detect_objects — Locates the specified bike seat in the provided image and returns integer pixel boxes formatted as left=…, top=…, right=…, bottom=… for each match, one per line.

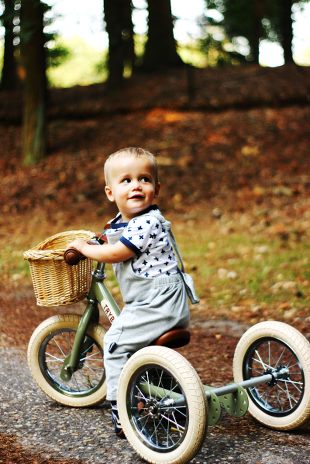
left=152, top=328, right=190, bottom=349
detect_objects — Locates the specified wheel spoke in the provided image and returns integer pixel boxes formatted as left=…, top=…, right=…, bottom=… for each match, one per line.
left=128, top=365, right=188, bottom=451
left=273, top=346, right=286, bottom=368
left=52, top=337, right=67, bottom=357
left=40, top=328, right=104, bottom=396
left=244, top=337, right=304, bottom=416
left=278, top=378, right=303, bottom=392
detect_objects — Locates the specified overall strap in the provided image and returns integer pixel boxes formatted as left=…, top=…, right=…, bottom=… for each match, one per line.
left=168, top=229, right=200, bottom=305
left=168, top=230, right=185, bottom=273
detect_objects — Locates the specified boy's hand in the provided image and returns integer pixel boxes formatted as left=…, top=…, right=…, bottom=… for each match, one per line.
left=67, top=239, right=86, bottom=253
left=66, top=239, right=135, bottom=263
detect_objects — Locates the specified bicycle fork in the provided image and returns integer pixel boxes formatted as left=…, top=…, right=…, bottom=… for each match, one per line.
left=60, top=264, right=121, bottom=382
left=60, top=300, right=100, bottom=382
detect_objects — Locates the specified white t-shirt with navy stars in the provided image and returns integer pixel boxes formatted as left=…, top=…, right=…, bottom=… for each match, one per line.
left=107, top=207, right=179, bottom=278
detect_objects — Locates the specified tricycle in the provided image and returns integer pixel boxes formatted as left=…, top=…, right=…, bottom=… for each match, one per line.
left=24, top=230, right=310, bottom=464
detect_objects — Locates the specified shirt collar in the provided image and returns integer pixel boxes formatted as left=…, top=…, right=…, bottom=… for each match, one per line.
left=110, top=204, right=159, bottom=228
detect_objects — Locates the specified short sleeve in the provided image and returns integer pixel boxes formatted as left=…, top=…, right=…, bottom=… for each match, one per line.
left=120, top=215, right=161, bottom=256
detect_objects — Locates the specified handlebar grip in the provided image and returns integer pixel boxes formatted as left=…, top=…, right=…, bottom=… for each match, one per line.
left=64, top=248, right=86, bottom=266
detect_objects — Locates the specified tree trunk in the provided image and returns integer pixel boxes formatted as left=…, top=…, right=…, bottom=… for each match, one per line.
left=104, top=0, right=134, bottom=88
left=249, top=0, right=264, bottom=64
left=122, top=0, right=135, bottom=72
left=1, top=0, right=19, bottom=89
left=141, top=0, right=183, bottom=71
left=20, top=0, right=47, bottom=165
left=279, top=0, right=294, bottom=63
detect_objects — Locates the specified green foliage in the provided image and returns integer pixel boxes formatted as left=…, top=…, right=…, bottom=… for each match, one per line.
left=47, top=37, right=107, bottom=88
left=177, top=42, right=208, bottom=68
left=199, top=34, right=247, bottom=66
left=47, top=40, right=71, bottom=68
left=202, top=0, right=261, bottom=61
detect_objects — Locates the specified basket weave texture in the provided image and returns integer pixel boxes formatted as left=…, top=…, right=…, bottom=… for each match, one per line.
left=24, top=230, right=95, bottom=307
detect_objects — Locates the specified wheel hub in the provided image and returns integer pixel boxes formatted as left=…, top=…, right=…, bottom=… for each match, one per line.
left=265, top=365, right=290, bottom=387
left=144, top=399, right=160, bottom=418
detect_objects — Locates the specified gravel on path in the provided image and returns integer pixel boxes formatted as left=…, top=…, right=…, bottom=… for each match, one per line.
left=1, top=335, right=309, bottom=464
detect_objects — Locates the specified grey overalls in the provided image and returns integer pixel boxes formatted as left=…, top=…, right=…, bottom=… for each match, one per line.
left=104, top=210, right=190, bottom=401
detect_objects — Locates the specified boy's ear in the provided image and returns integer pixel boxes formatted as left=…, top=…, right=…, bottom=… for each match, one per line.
left=105, top=185, right=114, bottom=202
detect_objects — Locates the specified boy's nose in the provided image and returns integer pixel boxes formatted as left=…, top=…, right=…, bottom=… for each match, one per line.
left=132, top=180, right=142, bottom=189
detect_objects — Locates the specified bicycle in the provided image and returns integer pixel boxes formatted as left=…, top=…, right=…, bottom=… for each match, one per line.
left=25, top=230, right=310, bottom=464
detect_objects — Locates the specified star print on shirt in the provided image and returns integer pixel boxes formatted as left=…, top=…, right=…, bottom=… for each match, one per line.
left=118, top=212, right=178, bottom=278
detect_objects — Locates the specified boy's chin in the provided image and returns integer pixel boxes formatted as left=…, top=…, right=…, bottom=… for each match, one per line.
left=124, top=204, right=150, bottom=219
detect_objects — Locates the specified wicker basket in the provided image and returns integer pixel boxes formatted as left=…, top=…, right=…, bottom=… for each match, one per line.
left=24, top=230, right=95, bottom=307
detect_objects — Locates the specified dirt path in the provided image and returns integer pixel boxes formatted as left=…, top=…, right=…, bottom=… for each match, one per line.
left=1, top=317, right=309, bottom=464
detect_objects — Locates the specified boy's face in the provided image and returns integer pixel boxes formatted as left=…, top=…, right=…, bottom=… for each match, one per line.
left=105, top=155, right=160, bottom=221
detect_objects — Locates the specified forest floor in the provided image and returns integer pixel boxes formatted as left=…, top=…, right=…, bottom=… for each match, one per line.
left=0, top=64, right=309, bottom=463
left=1, top=63, right=309, bottom=328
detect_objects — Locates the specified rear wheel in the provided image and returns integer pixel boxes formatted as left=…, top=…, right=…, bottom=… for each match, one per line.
left=233, top=321, right=310, bottom=430
left=118, top=346, right=207, bottom=464
left=27, top=314, right=106, bottom=407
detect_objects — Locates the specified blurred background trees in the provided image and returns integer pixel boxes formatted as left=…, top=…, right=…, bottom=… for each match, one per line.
left=0, top=0, right=309, bottom=164
left=20, top=0, right=47, bottom=164
left=1, top=0, right=19, bottom=89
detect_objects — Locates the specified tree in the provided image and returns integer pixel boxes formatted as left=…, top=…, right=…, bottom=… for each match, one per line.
left=205, top=0, right=267, bottom=64
left=264, top=0, right=306, bottom=64
left=141, top=0, right=183, bottom=71
left=275, top=0, right=294, bottom=63
left=205, top=0, right=310, bottom=65
left=104, top=0, right=135, bottom=88
left=1, top=0, right=19, bottom=89
left=20, top=0, right=47, bottom=164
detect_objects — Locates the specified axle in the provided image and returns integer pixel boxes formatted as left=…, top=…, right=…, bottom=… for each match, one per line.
left=139, top=366, right=289, bottom=410
left=207, top=366, right=289, bottom=398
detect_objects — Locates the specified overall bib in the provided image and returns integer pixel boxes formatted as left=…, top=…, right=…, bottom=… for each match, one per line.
left=104, top=211, right=190, bottom=401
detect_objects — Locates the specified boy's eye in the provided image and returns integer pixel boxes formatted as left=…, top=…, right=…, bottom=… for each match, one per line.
left=121, top=178, right=131, bottom=183
left=140, top=176, right=151, bottom=182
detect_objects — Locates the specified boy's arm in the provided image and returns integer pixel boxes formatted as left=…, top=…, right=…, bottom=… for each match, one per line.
left=68, top=239, right=135, bottom=263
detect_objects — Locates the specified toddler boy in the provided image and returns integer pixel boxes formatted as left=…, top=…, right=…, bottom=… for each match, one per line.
left=68, top=147, right=190, bottom=436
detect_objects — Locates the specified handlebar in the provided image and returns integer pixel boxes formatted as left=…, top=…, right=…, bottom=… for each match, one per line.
left=64, top=236, right=104, bottom=266
left=64, top=248, right=86, bottom=265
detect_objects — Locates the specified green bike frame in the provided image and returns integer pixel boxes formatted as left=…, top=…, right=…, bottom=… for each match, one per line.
left=60, top=262, right=120, bottom=381
left=58, top=257, right=292, bottom=427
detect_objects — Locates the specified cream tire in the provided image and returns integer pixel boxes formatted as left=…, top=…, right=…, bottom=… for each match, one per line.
left=117, top=346, right=207, bottom=464
left=233, top=321, right=310, bottom=430
left=27, top=314, right=107, bottom=407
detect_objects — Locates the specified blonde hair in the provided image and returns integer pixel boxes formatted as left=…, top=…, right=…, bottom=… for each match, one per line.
left=104, top=147, right=158, bottom=184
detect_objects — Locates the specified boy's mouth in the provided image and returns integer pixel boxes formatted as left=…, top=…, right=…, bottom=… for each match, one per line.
left=129, top=194, right=144, bottom=200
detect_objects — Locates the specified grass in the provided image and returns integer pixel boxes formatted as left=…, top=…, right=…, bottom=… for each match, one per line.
left=1, top=207, right=309, bottom=322
left=174, top=215, right=309, bottom=314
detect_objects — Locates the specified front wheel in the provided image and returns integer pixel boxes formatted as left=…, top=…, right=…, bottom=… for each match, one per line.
left=27, top=314, right=107, bottom=407
left=233, top=321, right=310, bottom=430
left=117, top=346, right=207, bottom=464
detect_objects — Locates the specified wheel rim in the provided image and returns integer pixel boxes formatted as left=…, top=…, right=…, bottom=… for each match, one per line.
left=243, top=337, right=305, bottom=416
left=39, top=328, right=105, bottom=397
left=126, top=365, right=189, bottom=452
